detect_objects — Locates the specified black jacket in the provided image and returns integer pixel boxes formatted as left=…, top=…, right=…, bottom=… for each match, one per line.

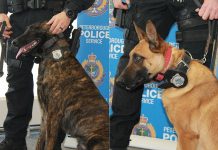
left=64, top=0, right=95, bottom=13
left=0, top=0, right=95, bottom=14
left=0, top=0, right=8, bottom=13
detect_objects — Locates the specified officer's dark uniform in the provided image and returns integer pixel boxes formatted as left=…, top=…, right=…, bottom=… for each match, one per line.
left=0, top=0, right=94, bottom=149
left=110, top=0, right=213, bottom=149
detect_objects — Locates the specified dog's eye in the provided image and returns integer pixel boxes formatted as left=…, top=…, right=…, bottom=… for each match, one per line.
left=134, top=55, right=144, bottom=63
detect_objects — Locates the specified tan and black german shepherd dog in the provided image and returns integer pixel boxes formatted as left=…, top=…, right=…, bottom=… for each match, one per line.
left=12, top=22, right=109, bottom=150
left=117, top=20, right=218, bottom=150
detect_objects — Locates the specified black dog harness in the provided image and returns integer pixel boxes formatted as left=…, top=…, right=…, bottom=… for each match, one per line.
left=33, top=33, right=68, bottom=63
left=154, top=46, right=192, bottom=89
left=41, top=33, right=65, bottom=50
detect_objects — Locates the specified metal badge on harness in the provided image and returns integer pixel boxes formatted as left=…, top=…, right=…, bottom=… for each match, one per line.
left=168, top=71, right=188, bottom=88
left=52, top=49, right=63, bottom=60
left=158, top=70, right=188, bottom=89
left=170, top=73, right=185, bottom=87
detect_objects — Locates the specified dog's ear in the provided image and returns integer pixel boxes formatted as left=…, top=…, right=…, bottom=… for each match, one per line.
left=134, top=22, right=147, bottom=41
left=145, top=20, right=160, bottom=51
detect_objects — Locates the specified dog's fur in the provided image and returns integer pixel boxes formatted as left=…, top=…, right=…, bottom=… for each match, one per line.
left=117, top=21, right=218, bottom=150
left=13, top=22, right=109, bottom=150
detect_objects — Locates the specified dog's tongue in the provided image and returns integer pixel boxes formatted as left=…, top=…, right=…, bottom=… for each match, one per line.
left=16, top=40, right=39, bottom=59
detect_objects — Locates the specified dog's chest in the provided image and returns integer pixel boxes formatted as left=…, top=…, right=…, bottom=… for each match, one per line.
left=36, top=58, right=93, bottom=101
left=162, top=95, right=199, bottom=136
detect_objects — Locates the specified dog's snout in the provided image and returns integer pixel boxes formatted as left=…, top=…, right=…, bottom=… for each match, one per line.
left=116, top=76, right=131, bottom=89
left=116, top=76, right=125, bottom=85
left=12, top=39, right=18, bottom=47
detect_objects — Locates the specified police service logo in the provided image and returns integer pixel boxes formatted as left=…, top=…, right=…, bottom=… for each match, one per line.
left=85, top=0, right=108, bottom=16
left=132, top=115, right=156, bottom=137
left=82, top=53, right=105, bottom=86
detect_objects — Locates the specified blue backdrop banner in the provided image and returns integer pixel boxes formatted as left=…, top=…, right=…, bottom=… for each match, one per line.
left=77, top=0, right=109, bottom=101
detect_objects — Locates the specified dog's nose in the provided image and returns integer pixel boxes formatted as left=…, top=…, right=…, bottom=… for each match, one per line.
left=11, top=39, right=18, bottom=47
left=116, top=76, right=136, bottom=90
left=116, top=76, right=126, bottom=86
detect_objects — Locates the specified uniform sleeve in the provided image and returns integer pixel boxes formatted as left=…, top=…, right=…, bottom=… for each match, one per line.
left=0, top=0, right=8, bottom=14
left=64, top=0, right=95, bottom=13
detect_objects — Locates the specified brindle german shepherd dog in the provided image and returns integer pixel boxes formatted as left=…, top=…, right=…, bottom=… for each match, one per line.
left=117, top=21, right=218, bottom=150
left=12, top=22, right=109, bottom=150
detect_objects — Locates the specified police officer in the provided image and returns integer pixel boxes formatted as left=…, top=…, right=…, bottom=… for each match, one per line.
left=0, top=0, right=94, bottom=149
left=110, top=0, right=218, bottom=149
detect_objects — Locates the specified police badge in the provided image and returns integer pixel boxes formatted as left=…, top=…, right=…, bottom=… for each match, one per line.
left=52, top=49, right=63, bottom=60
left=170, top=73, right=185, bottom=87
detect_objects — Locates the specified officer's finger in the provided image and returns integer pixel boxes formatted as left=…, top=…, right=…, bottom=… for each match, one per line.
left=117, top=3, right=128, bottom=9
left=112, top=0, right=119, bottom=7
left=56, top=25, right=65, bottom=34
left=126, top=0, right=130, bottom=5
left=47, top=17, right=55, bottom=25
left=55, top=29, right=62, bottom=34
left=198, top=4, right=206, bottom=17
left=209, top=9, right=216, bottom=20
left=215, top=12, right=218, bottom=19
left=202, top=6, right=211, bottom=20
left=4, top=17, right=12, bottom=29
left=5, top=26, right=12, bottom=31
left=52, top=23, right=62, bottom=34
left=113, top=0, right=128, bottom=9
left=52, top=26, right=60, bottom=34
left=3, top=34, right=10, bottom=38
left=3, top=30, right=12, bottom=35
left=49, top=20, right=58, bottom=33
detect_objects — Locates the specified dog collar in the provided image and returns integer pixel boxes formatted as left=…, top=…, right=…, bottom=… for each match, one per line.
left=33, top=47, right=70, bottom=64
left=41, top=33, right=65, bottom=50
left=33, top=33, right=69, bottom=63
left=155, top=46, right=173, bottom=81
left=155, top=50, right=192, bottom=89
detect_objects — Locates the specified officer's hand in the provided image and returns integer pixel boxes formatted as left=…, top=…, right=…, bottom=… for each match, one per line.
left=47, top=11, right=71, bottom=34
left=113, top=0, right=130, bottom=10
left=0, top=13, right=12, bottom=39
left=196, top=0, right=218, bottom=20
